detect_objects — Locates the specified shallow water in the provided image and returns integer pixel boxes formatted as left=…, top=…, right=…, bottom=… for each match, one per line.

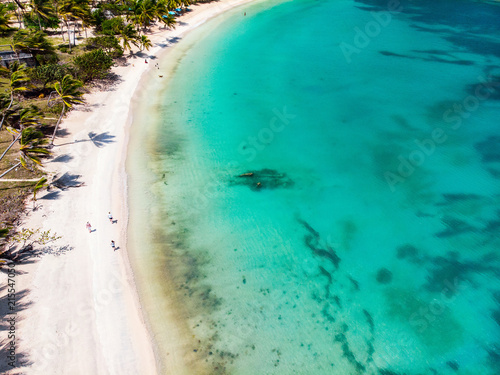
left=132, top=0, right=500, bottom=373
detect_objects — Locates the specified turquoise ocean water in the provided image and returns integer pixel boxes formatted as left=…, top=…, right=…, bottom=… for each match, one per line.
left=132, top=0, right=500, bottom=373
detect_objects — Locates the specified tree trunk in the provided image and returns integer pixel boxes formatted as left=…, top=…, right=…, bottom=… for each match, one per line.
left=66, top=21, right=72, bottom=52
left=15, top=11, right=21, bottom=28
left=17, top=9, right=23, bottom=29
left=0, top=132, right=22, bottom=163
left=38, top=14, right=42, bottom=30
left=0, top=161, right=22, bottom=179
left=50, top=102, right=66, bottom=145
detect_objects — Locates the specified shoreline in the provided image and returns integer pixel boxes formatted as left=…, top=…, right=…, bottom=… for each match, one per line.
left=126, top=2, right=271, bottom=373
left=2, top=1, right=258, bottom=374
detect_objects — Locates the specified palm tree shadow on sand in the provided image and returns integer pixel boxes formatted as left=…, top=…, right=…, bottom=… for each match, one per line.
left=0, top=240, right=75, bottom=370
left=51, top=172, right=84, bottom=190
left=49, top=154, right=74, bottom=164
left=55, top=131, right=116, bottom=148
left=88, top=132, right=115, bottom=148
left=0, top=285, right=32, bottom=372
left=87, top=73, right=123, bottom=93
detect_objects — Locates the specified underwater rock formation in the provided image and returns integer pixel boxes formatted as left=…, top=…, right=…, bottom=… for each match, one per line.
left=435, top=217, right=476, bottom=238
left=475, top=136, right=500, bottom=163
left=230, top=169, right=294, bottom=191
left=396, top=244, right=419, bottom=260
left=334, top=324, right=366, bottom=373
left=376, top=268, right=393, bottom=284
left=299, top=219, right=341, bottom=270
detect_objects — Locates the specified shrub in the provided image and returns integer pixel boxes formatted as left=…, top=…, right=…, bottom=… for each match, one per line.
left=48, top=102, right=63, bottom=115
left=23, top=14, right=60, bottom=30
left=73, top=49, right=114, bottom=82
left=84, top=36, right=123, bottom=58
left=29, top=64, right=70, bottom=88
left=101, top=17, right=125, bottom=36
left=89, top=8, right=106, bottom=31
left=90, top=4, right=125, bottom=31
left=58, top=44, right=69, bottom=53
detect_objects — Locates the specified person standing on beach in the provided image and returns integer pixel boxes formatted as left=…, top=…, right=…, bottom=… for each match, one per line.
left=111, top=240, right=116, bottom=250
left=108, top=212, right=113, bottom=223
left=86, top=222, right=92, bottom=233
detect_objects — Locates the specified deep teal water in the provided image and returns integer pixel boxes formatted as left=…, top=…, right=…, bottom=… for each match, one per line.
left=146, top=0, right=500, bottom=373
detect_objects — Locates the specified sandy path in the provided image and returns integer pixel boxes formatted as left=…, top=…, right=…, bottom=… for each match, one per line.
left=1, top=1, right=255, bottom=374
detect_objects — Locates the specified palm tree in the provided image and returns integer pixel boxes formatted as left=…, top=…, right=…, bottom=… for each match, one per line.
left=0, top=127, right=23, bottom=163
left=19, top=127, right=50, bottom=169
left=12, top=0, right=26, bottom=29
left=71, top=0, right=91, bottom=39
left=18, top=105, right=43, bottom=130
left=48, top=74, right=84, bottom=145
left=165, top=0, right=178, bottom=9
left=58, top=0, right=86, bottom=52
left=127, top=0, right=156, bottom=35
left=0, top=3, right=13, bottom=35
left=28, top=0, right=55, bottom=30
left=156, top=0, right=175, bottom=29
left=139, top=35, right=152, bottom=51
left=0, top=127, right=50, bottom=178
left=11, top=30, right=56, bottom=58
left=4, top=104, right=43, bottom=131
left=32, top=176, right=48, bottom=209
left=0, top=105, right=45, bottom=163
left=119, top=23, right=139, bottom=53
left=9, top=35, right=28, bottom=60
left=158, top=13, right=175, bottom=30
left=0, top=63, right=30, bottom=132
left=0, top=105, right=42, bottom=157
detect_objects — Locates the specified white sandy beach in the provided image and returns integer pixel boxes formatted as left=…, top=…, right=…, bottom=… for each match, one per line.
left=1, top=1, right=255, bottom=374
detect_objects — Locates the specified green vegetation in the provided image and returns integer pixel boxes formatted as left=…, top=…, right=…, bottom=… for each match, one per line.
left=0, top=0, right=199, bottom=263
left=73, top=48, right=113, bottom=82
left=49, top=73, right=84, bottom=144
left=84, top=35, right=123, bottom=58
left=1, top=227, right=61, bottom=264
left=28, top=63, right=70, bottom=88
left=0, top=3, right=14, bottom=35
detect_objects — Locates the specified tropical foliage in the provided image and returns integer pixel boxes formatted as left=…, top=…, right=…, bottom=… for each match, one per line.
left=27, top=0, right=57, bottom=30
left=73, top=48, right=114, bottom=82
left=84, top=35, right=124, bottom=58
left=0, top=3, right=13, bottom=35
left=49, top=74, right=84, bottom=144
left=0, top=127, right=50, bottom=178
left=0, top=0, right=202, bottom=260
left=0, top=62, right=30, bottom=131
left=28, top=64, right=70, bottom=88
left=1, top=227, right=61, bottom=264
